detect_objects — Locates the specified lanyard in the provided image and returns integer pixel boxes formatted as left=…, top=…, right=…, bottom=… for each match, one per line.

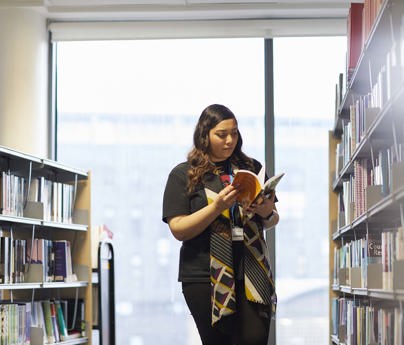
left=226, top=162, right=238, bottom=226
left=226, top=162, right=243, bottom=241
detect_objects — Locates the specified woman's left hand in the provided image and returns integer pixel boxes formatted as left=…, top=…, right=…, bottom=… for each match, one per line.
left=245, top=191, right=276, bottom=218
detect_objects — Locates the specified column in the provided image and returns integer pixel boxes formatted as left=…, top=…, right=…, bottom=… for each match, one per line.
left=0, top=7, right=49, bottom=158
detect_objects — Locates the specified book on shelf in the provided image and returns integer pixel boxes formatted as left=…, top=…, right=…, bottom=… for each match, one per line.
left=381, top=230, right=394, bottom=290
left=0, top=301, right=32, bottom=345
left=0, top=236, right=10, bottom=284
left=53, top=240, right=74, bottom=282
left=396, top=227, right=404, bottom=261
left=0, top=172, right=25, bottom=217
left=42, top=300, right=56, bottom=344
left=367, top=232, right=382, bottom=265
left=54, top=300, right=68, bottom=340
left=231, top=170, right=284, bottom=208
left=0, top=236, right=28, bottom=284
left=1, top=236, right=77, bottom=284
left=365, top=232, right=382, bottom=289
left=335, top=297, right=402, bottom=345
left=347, top=3, right=364, bottom=83
left=31, top=301, right=46, bottom=343
left=335, top=72, right=344, bottom=118
left=27, top=177, right=75, bottom=224
left=31, top=299, right=83, bottom=343
left=362, top=0, right=385, bottom=44
left=66, top=298, right=86, bottom=336
left=50, top=301, right=61, bottom=343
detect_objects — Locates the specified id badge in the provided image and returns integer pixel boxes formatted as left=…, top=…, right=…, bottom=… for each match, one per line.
left=232, top=226, right=244, bottom=241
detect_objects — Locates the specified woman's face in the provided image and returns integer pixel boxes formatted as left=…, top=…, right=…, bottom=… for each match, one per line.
left=208, top=118, right=239, bottom=162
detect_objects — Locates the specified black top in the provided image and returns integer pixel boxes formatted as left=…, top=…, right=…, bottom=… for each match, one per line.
left=162, top=158, right=266, bottom=282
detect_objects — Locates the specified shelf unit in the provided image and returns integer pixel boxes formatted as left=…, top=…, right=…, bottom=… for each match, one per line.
left=329, top=0, right=404, bottom=344
left=91, top=239, right=115, bottom=345
left=0, top=145, right=92, bottom=344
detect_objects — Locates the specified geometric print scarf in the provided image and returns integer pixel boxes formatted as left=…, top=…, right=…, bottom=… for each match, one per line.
left=205, top=186, right=277, bottom=326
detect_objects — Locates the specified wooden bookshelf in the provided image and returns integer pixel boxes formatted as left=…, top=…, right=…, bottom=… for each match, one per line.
left=329, top=0, right=404, bottom=344
left=0, top=145, right=92, bottom=344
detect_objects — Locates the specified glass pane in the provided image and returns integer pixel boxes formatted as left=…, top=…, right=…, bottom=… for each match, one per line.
left=56, top=38, right=265, bottom=345
left=273, top=36, right=347, bottom=345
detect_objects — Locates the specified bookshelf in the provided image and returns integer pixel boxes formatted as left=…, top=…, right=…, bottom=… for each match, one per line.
left=330, top=0, right=404, bottom=344
left=0, top=145, right=92, bottom=344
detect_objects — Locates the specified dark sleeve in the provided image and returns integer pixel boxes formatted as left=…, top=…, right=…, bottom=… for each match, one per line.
left=162, top=164, right=191, bottom=223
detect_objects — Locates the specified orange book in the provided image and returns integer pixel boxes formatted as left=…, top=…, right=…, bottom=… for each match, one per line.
left=232, top=170, right=284, bottom=208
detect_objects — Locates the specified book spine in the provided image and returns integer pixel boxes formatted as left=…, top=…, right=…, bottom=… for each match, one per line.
left=55, top=300, right=69, bottom=339
left=54, top=240, right=67, bottom=282
left=50, top=301, right=60, bottom=342
left=42, top=300, right=56, bottom=344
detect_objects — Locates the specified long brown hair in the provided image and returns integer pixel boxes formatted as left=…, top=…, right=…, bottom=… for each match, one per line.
left=187, top=104, right=254, bottom=192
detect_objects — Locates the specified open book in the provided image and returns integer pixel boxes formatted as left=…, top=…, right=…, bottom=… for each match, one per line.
left=232, top=170, right=285, bottom=208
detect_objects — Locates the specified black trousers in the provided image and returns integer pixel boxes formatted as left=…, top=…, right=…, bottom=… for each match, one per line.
left=182, top=280, right=271, bottom=345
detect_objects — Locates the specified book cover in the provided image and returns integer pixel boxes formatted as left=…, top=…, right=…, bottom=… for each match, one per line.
left=395, top=226, right=404, bottom=260
left=53, top=240, right=68, bottom=282
left=0, top=236, right=10, bottom=284
left=66, top=298, right=86, bottom=336
left=24, top=302, right=32, bottom=345
left=46, top=239, right=55, bottom=282
left=27, top=177, right=39, bottom=202
left=232, top=170, right=284, bottom=208
left=347, top=3, right=364, bottom=79
left=367, top=233, right=382, bottom=265
left=65, top=240, right=74, bottom=281
left=50, top=301, right=60, bottom=342
left=54, top=300, right=68, bottom=340
left=42, top=300, right=56, bottom=344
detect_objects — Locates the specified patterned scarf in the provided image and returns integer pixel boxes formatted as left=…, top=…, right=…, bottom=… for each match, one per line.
left=204, top=171, right=277, bottom=326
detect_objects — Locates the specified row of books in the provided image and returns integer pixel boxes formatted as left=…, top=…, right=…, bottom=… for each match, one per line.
left=380, top=230, right=401, bottom=290
left=0, top=301, right=31, bottom=345
left=33, top=299, right=85, bottom=344
left=331, top=297, right=403, bottom=345
left=348, top=52, right=401, bottom=150
left=0, top=172, right=76, bottom=224
left=337, top=145, right=403, bottom=226
left=0, top=235, right=74, bottom=285
left=28, top=177, right=75, bottom=224
left=346, top=1, right=387, bottom=84
left=337, top=109, right=403, bottom=180
left=333, top=226, right=404, bottom=289
left=362, top=0, right=385, bottom=44
left=0, top=299, right=85, bottom=345
left=0, top=237, right=26, bottom=284
left=339, top=1, right=404, bottom=123
left=0, top=172, right=25, bottom=218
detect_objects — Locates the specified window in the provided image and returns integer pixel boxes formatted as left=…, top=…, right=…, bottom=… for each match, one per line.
left=56, top=38, right=265, bottom=345
left=273, top=36, right=347, bottom=345
left=56, top=36, right=346, bottom=345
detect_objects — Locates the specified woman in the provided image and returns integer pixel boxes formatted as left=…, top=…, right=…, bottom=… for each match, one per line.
left=162, top=104, right=279, bottom=345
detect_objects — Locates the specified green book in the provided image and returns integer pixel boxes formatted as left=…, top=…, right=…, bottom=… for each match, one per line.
left=54, top=300, right=68, bottom=340
left=41, top=300, right=55, bottom=344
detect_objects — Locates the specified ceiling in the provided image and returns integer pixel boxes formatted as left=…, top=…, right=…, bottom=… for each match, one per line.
left=0, top=0, right=353, bottom=21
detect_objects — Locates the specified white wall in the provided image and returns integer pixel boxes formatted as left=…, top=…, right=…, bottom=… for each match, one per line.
left=0, top=8, right=49, bottom=158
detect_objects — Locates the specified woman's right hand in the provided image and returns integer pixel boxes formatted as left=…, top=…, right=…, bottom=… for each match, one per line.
left=214, top=184, right=239, bottom=212
left=168, top=185, right=239, bottom=242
